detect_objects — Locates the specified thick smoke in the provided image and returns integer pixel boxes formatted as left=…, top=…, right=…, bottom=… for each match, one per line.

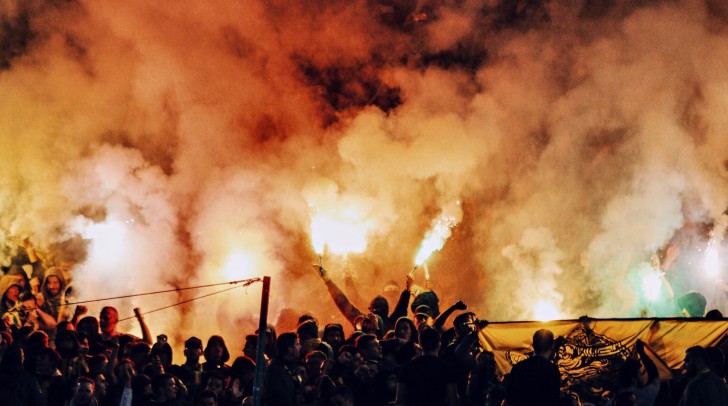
left=1, top=0, right=728, bottom=353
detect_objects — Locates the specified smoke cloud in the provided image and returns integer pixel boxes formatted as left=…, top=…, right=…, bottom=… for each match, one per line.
left=2, top=0, right=728, bottom=352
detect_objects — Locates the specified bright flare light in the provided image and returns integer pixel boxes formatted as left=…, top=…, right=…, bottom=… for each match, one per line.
left=83, top=219, right=128, bottom=261
left=704, top=246, right=721, bottom=277
left=222, top=252, right=254, bottom=280
left=533, top=300, right=562, bottom=321
left=414, top=215, right=458, bottom=265
left=641, top=272, right=662, bottom=302
left=311, top=214, right=368, bottom=255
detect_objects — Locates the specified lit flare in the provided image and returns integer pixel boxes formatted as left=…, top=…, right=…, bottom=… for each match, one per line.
left=310, top=213, right=368, bottom=256
left=414, top=215, right=457, bottom=266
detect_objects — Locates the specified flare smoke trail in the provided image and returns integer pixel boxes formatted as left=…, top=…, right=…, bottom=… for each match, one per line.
left=2, top=0, right=728, bottom=350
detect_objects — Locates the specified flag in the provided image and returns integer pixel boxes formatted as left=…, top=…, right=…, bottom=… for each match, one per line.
left=479, top=318, right=728, bottom=400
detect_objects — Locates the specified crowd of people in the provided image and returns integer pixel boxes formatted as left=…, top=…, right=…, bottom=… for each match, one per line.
left=0, top=241, right=727, bottom=406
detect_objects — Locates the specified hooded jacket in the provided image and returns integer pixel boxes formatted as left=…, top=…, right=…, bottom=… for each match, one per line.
left=40, top=267, right=68, bottom=320
left=0, top=274, right=22, bottom=315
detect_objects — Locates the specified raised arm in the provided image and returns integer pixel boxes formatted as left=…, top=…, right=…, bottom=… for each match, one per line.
left=133, top=308, right=153, bottom=345
left=315, top=265, right=363, bottom=327
left=433, top=300, right=467, bottom=332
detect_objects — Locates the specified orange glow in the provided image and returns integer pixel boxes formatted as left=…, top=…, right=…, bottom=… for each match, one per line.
left=310, top=212, right=369, bottom=256
left=222, top=252, right=254, bottom=280
left=533, top=300, right=562, bottom=321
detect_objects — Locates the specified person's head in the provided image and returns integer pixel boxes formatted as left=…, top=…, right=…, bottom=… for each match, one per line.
left=298, top=313, right=318, bottom=326
left=131, top=374, right=152, bottom=398
left=368, top=295, right=389, bottom=319
left=0, top=274, right=22, bottom=304
left=57, top=320, right=74, bottom=334
left=43, top=268, right=65, bottom=297
left=74, top=376, right=96, bottom=405
left=705, top=309, right=724, bottom=320
left=337, top=345, right=363, bottom=367
left=46, top=276, right=61, bottom=296
left=35, top=347, right=61, bottom=375
left=151, top=336, right=173, bottom=366
left=684, top=346, right=708, bottom=376
left=678, top=291, right=707, bottom=318
left=55, top=329, right=81, bottom=359
left=355, top=313, right=383, bottom=337
left=196, top=389, right=218, bottom=406
left=453, top=312, right=477, bottom=337
left=99, top=307, right=119, bottom=336
left=230, top=356, right=256, bottom=387
left=304, top=350, right=327, bottom=379
left=355, top=334, right=382, bottom=361
left=17, top=291, right=37, bottom=315
left=322, top=323, right=344, bottom=349
left=297, top=319, right=319, bottom=340
left=27, top=330, right=49, bottom=349
left=414, top=311, right=431, bottom=329
left=204, top=335, right=230, bottom=364
left=276, top=332, right=300, bottom=362
left=394, top=317, right=416, bottom=342
left=129, top=341, right=152, bottom=370
left=243, top=334, right=258, bottom=359
left=5, top=284, right=20, bottom=303
left=205, top=372, right=226, bottom=395
left=184, top=336, right=203, bottom=362
left=419, top=327, right=440, bottom=354
left=151, top=373, right=177, bottom=402
left=330, top=385, right=355, bottom=406
left=76, top=316, right=100, bottom=342
left=533, top=329, right=555, bottom=358
left=410, top=291, right=440, bottom=317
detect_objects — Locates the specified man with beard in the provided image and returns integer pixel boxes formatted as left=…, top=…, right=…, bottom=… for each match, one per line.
left=40, top=267, right=70, bottom=323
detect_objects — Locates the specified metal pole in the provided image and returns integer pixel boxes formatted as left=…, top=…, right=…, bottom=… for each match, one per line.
left=252, top=276, right=271, bottom=406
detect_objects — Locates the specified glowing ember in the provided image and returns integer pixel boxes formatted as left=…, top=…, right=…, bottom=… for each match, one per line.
left=414, top=214, right=458, bottom=266
left=533, top=300, right=562, bottom=321
left=310, top=213, right=368, bottom=256
left=222, top=252, right=254, bottom=280
left=641, top=272, right=662, bottom=302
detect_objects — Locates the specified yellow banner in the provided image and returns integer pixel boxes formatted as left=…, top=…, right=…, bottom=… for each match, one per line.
left=480, top=318, right=728, bottom=382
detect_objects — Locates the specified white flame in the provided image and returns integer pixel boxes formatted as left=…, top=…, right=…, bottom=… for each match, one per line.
left=310, top=213, right=369, bottom=256
left=641, top=272, right=662, bottom=301
left=78, top=218, right=129, bottom=262
left=533, top=300, right=562, bottom=322
left=414, top=216, right=457, bottom=265
left=222, top=252, right=254, bottom=280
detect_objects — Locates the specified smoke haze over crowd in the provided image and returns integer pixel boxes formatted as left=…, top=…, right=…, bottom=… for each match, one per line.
left=2, top=0, right=728, bottom=348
